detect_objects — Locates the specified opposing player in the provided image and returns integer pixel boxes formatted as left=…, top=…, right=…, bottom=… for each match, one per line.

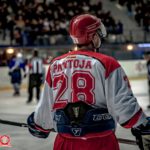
left=143, top=51, right=150, bottom=109
left=27, top=14, right=150, bottom=150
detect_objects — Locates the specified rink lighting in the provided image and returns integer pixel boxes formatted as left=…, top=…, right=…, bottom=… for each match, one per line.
left=6, top=48, right=14, bottom=54
left=17, top=52, right=23, bottom=58
left=138, top=43, right=150, bottom=48
left=127, top=44, right=134, bottom=51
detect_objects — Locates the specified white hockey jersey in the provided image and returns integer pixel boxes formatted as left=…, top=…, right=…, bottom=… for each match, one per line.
left=34, top=50, right=146, bottom=133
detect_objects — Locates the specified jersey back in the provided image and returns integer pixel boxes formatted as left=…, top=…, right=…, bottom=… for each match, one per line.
left=49, top=50, right=120, bottom=109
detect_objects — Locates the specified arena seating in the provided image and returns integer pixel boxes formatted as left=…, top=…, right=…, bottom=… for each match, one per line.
left=0, top=0, right=122, bottom=46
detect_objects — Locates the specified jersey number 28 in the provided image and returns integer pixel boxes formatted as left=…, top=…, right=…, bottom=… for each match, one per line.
left=53, top=71, right=95, bottom=109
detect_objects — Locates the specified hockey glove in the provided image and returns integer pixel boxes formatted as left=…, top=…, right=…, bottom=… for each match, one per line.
left=131, top=117, right=150, bottom=150
left=27, top=112, right=51, bottom=138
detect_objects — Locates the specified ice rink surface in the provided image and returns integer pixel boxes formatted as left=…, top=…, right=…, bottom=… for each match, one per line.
left=0, top=79, right=150, bottom=150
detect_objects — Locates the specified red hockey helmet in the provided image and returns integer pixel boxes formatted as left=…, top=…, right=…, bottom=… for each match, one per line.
left=69, top=14, right=106, bottom=45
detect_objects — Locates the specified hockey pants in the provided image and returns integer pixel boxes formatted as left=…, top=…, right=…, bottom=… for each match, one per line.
left=53, top=132, right=119, bottom=150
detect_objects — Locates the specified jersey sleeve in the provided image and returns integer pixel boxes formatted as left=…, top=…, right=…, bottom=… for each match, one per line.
left=34, top=66, right=54, bottom=130
left=105, top=66, right=147, bottom=128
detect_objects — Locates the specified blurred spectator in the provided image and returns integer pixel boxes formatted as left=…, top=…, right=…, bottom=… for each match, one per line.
left=7, top=15, right=16, bottom=44
left=116, top=0, right=150, bottom=32
left=15, top=15, right=25, bottom=29
left=143, top=12, right=150, bottom=32
left=13, top=27, right=23, bottom=45
left=134, top=3, right=143, bottom=26
left=143, top=51, right=150, bottom=109
left=116, top=20, right=123, bottom=34
left=118, top=0, right=126, bottom=6
left=126, top=0, right=134, bottom=16
left=0, top=0, right=121, bottom=45
left=115, top=20, right=124, bottom=43
left=8, top=53, right=26, bottom=96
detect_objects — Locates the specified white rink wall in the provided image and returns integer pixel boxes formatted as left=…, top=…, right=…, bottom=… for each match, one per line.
left=119, top=60, right=147, bottom=78
left=0, top=60, right=148, bottom=89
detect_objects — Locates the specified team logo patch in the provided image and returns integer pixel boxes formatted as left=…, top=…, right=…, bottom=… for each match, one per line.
left=55, top=114, right=61, bottom=122
left=93, top=113, right=112, bottom=121
left=71, top=128, right=82, bottom=136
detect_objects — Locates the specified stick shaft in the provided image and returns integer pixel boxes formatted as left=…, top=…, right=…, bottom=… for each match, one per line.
left=0, top=119, right=28, bottom=127
left=118, top=138, right=137, bottom=145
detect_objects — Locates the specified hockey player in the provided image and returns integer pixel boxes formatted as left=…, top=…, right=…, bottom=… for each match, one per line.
left=27, top=14, right=150, bottom=150
left=8, top=53, right=26, bottom=96
left=143, top=51, right=150, bottom=109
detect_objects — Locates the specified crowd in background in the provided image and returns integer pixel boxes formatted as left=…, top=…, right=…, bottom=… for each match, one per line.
left=117, top=0, right=150, bottom=32
left=0, top=0, right=123, bottom=46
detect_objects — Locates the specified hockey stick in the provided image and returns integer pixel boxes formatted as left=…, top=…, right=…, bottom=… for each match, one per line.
left=0, top=119, right=137, bottom=145
left=117, top=138, right=137, bottom=145
left=0, top=119, right=28, bottom=127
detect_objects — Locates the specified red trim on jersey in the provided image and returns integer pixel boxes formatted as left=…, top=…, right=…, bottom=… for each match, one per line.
left=52, top=102, right=67, bottom=110
left=52, top=50, right=120, bottom=79
left=35, top=124, right=51, bottom=133
left=46, top=66, right=52, bottom=87
left=28, top=63, right=32, bottom=69
left=121, top=108, right=143, bottom=128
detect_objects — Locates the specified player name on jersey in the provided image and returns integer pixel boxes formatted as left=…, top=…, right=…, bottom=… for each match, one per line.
left=53, top=59, right=92, bottom=73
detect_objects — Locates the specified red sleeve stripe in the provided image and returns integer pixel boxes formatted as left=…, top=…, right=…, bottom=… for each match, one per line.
left=103, top=57, right=120, bottom=79
left=35, top=124, right=51, bottom=133
left=121, top=108, right=143, bottom=128
left=46, top=66, right=52, bottom=87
